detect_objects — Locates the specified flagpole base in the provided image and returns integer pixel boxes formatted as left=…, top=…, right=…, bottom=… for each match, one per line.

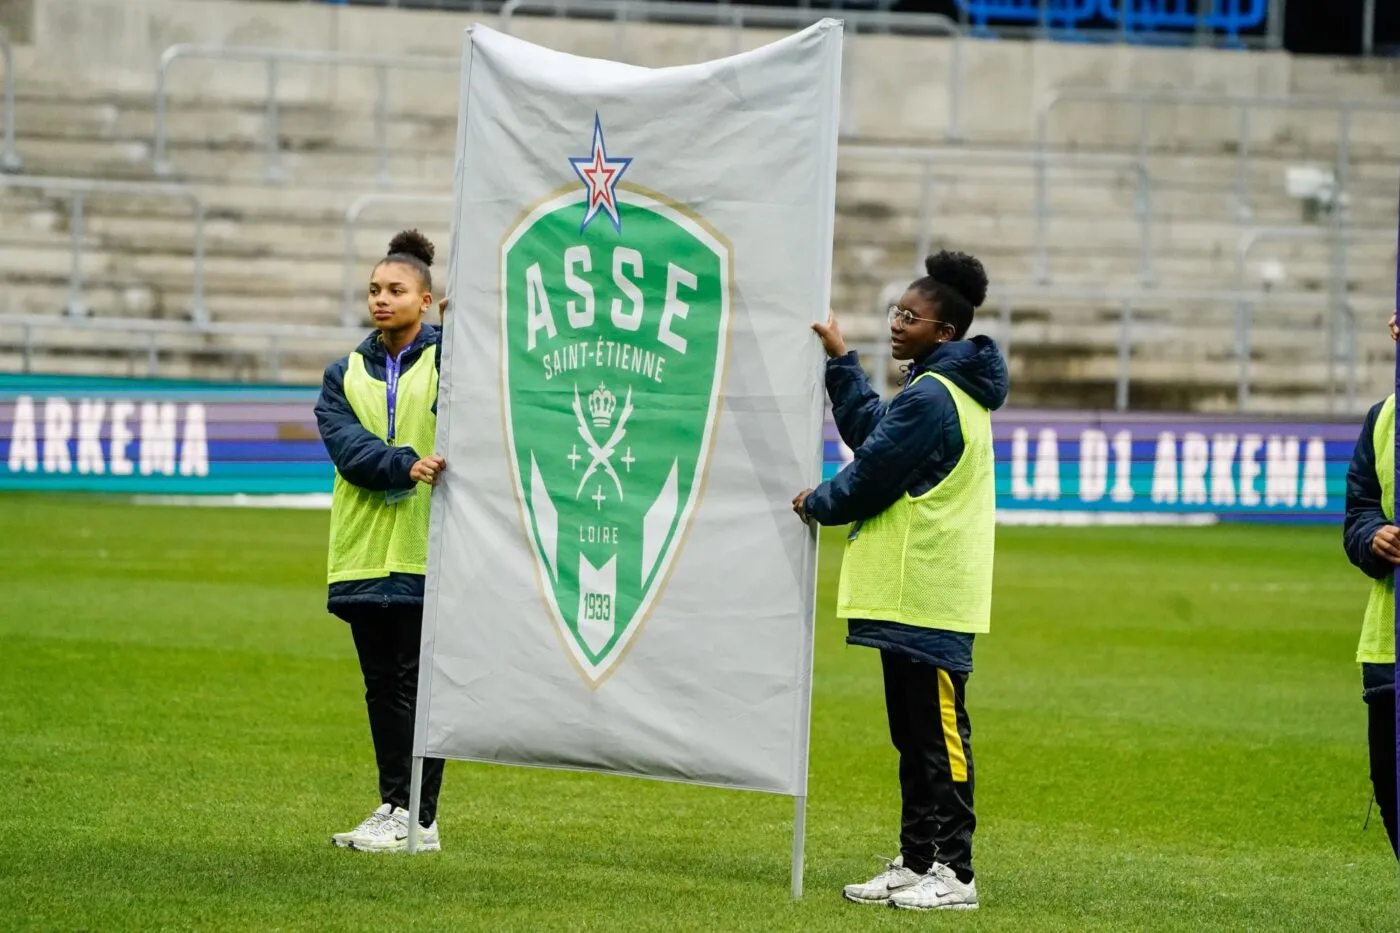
left=407, top=756, right=424, bottom=855
left=791, top=795, right=807, bottom=899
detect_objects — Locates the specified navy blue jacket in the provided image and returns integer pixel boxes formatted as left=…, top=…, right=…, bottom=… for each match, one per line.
left=1344, top=398, right=1392, bottom=582
left=806, top=337, right=1010, bottom=672
left=1343, top=397, right=1396, bottom=690
left=314, top=324, right=442, bottom=611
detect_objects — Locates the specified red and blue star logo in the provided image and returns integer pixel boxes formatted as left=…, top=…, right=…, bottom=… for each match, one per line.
left=568, top=113, right=632, bottom=235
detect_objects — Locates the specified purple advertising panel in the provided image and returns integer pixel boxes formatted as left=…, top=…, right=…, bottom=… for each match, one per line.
left=825, top=408, right=1362, bottom=525
left=2, top=372, right=1368, bottom=524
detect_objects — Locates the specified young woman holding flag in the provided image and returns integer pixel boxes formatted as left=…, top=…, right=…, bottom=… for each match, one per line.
left=314, top=230, right=448, bottom=853
left=1341, top=310, right=1400, bottom=858
left=793, top=251, right=1009, bottom=911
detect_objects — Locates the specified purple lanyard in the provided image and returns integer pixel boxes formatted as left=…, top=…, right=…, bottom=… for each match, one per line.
left=384, top=343, right=412, bottom=444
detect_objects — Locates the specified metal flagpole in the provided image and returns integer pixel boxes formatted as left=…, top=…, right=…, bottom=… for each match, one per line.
left=791, top=796, right=807, bottom=898
left=790, top=399, right=822, bottom=901
left=1392, top=175, right=1399, bottom=846
left=407, top=757, right=424, bottom=855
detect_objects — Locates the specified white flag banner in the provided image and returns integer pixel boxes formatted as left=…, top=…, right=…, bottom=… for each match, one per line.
left=417, top=20, right=842, bottom=795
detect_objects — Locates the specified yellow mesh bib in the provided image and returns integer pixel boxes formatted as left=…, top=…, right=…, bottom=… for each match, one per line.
left=835, top=372, right=996, bottom=633
left=1359, top=394, right=1396, bottom=664
left=327, top=348, right=439, bottom=584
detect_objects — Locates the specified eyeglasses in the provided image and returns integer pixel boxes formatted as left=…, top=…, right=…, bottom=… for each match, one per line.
left=887, top=305, right=943, bottom=329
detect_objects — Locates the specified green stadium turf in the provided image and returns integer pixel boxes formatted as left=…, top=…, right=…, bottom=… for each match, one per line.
left=1, top=495, right=1395, bottom=930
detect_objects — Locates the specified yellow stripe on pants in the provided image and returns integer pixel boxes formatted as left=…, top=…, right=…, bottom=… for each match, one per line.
left=937, top=669, right=969, bottom=783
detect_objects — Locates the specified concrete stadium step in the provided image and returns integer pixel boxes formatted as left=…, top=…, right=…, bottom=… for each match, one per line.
left=834, top=211, right=1396, bottom=262
left=200, top=292, right=354, bottom=327
left=10, top=141, right=1390, bottom=247
left=85, top=211, right=1397, bottom=287
left=31, top=206, right=1394, bottom=307
left=20, top=87, right=1398, bottom=176
left=835, top=296, right=1388, bottom=343
left=11, top=136, right=456, bottom=188
left=10, top=10, right=1400, bottom=160
left=0, top=320, right=355, bottom=362
left=0, top=279, right=349, bottom=325
left=12, top=113, right=1394, bottom=224
left=1030, top=95, right=1400, bottom=160
left=1019, top=350, right=1359, bottom=391
left=0, top=181, right=448, bottom=227
left=12, top=96, right=460, bottom=151
left=6, top=53, right=1395, bottom=414
left=0, top=268, right=336, bottom=320
left=72, top=214, right=453, bottom=265
left=10, top=192, right=1384, bottom=288
left=0, top=346, right=327, bottom=385
left=1219, top=393, right=1380, bottom=417
left=836, top=170, right=1396, bottom=229
left=837, top=153, right=1399, bottom=205
left=1, top=224, right=1380, bottom=329
left=834, top=254, right=1389, bottom=295
left=0, top=176, right=1225, bottom=253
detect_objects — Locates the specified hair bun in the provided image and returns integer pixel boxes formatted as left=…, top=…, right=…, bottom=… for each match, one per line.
left=388, top=229, right=435, bottom=267
left=924, top=250, right=987, bottom=309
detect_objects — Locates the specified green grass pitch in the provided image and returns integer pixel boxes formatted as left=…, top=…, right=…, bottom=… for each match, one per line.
left=1, top=495, right=1396, bottom=930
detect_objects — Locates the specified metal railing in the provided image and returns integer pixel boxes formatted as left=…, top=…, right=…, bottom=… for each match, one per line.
left=332, top=145, right=1157, bottom=322
left=342, top=192, right=453, bottom=325
left=841, top=144, right=1156, bottom=286
left=152, top=44, right=459, bottom=184
left=498, top=0, right=965, bottom=140
left=1233, top=225, right=1396, bottom=412
left=1032, top=90, right=1400, bottom=408
left=984, top=282, right=1381, bottom=413
left=1035, top=89, right=1400, bottom=228
left=1, top=29, right=20, bottom=172
left=0, top=175, right=207, bottom=323
left=331, top=150, right=1383, bottom=413
left=0, top=313, right=362, bottom=382
left=862, top=280, right=1386, bottom=412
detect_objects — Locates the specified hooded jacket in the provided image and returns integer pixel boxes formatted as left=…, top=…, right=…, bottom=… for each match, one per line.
left=805, top=336, right=1010, bottom=671
left=1343, top=396, right=1396, bottom=690
left=1344, top=397, right=1392, bottom=583
left=314, top=324, right=442, bottom=611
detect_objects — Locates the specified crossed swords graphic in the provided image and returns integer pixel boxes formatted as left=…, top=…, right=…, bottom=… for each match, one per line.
left=572, top=384, right=634, bottom=501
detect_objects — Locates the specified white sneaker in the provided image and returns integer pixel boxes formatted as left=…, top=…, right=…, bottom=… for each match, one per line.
left=887, top=862, right=979, bottom=911
left=331, top=803, right=392, bottom=848
left=842, top=855, right=923, bottom=904
left=349, top=807, right=441, bottom=853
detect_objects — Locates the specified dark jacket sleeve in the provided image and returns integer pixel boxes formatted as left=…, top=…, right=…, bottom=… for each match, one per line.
left=804, top=379, right=953, bottom=526
left=1344, top=401, right=1392, bottom=581
left=825, top=352, right=887, bottom=450
left=1338, top=403, right=1394, bottom=577
left=315, top=359, right=418, bottom=492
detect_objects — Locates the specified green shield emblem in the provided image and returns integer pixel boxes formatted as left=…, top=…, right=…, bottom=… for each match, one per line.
left=501, top=137, right=730, bottom=685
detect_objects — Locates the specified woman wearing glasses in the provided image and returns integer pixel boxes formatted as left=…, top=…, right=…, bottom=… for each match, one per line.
left=793, top=251, right=1008, bottom=911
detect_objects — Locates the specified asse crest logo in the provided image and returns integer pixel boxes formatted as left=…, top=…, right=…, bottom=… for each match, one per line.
left=501, top=114, right=731, bottom=685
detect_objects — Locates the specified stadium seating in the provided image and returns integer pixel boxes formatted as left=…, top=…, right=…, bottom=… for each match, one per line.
left=0, top=0, right=1395, bottom=414
left=956, top=0, right=1268, bottom=46
left=956, top=0, right=1098, bottom=38
left=1101, top=0, right=1268, bottom=47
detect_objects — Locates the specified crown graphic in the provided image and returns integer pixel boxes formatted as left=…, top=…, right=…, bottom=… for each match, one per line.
left=588, top=384, right=617, bottom=429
